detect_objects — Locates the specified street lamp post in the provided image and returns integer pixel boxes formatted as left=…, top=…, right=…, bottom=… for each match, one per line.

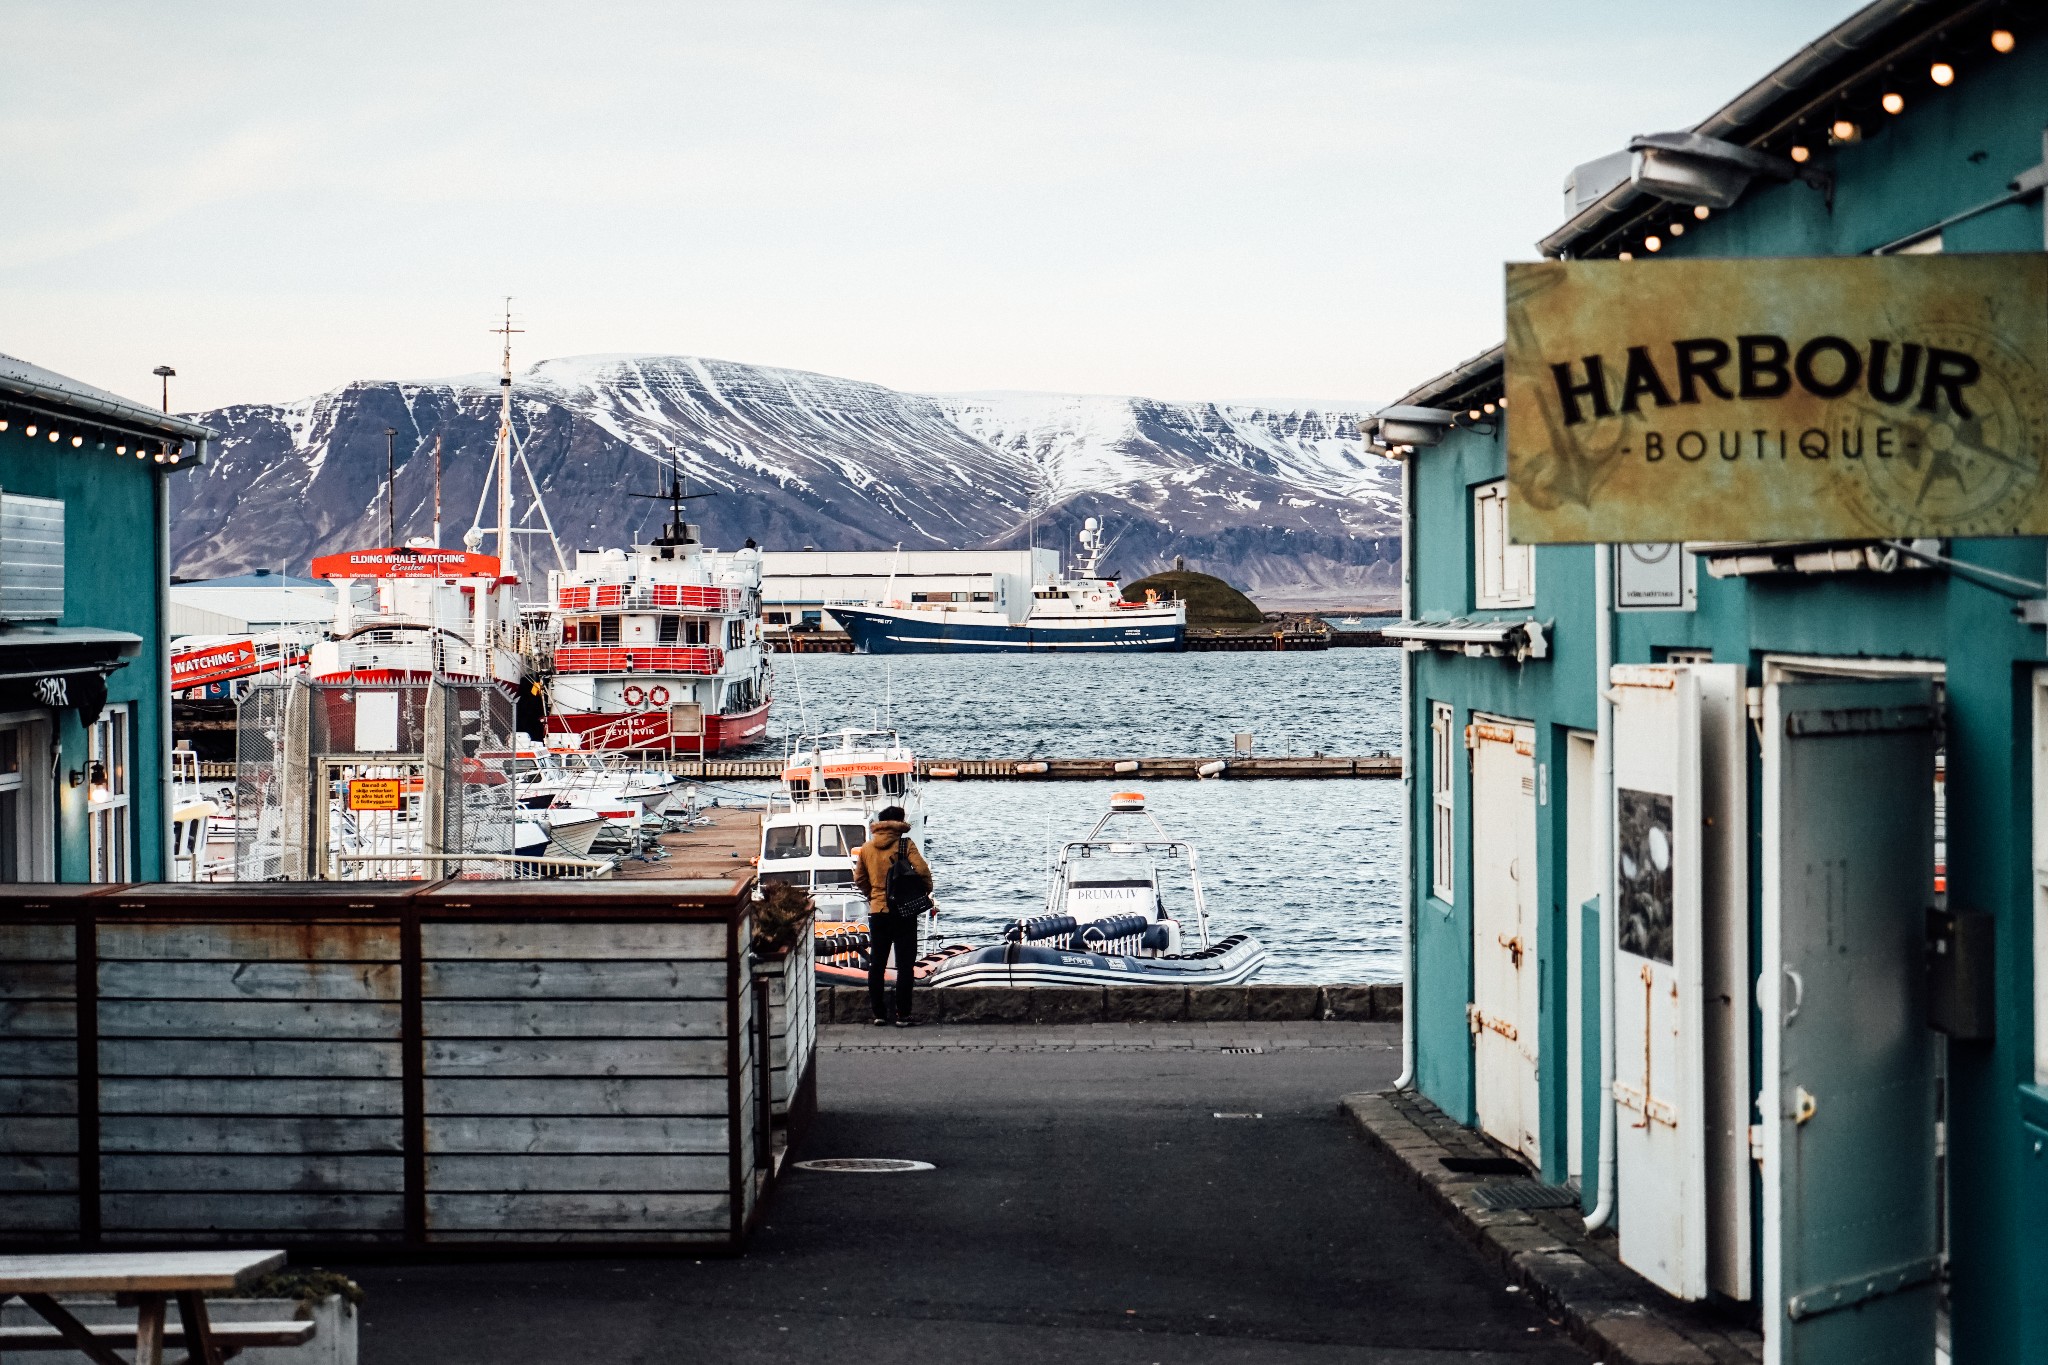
left=152, top=365, right=175, bottom=414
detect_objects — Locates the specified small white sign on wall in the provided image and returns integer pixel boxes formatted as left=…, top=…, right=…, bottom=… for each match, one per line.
left=354, top=691, right=401, bottom=753
left=1617, top=543, right=1695, bottom=611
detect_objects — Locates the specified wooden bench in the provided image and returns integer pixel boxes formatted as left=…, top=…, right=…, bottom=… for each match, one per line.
left=0, top=1252, right=309, bottom=1365
left=0, top=1318, right=315, bottom=1357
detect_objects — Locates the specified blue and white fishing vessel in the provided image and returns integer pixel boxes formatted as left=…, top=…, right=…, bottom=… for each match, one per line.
left=832, top=519, right=1185, bottom=653
left=930, top=791, right=1267, bottom=988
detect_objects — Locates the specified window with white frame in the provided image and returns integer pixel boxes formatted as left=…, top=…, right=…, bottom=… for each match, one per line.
left=1431, top=702, right=1456, bottom=901
left=88, top=705, right=130, bottom=883
left=1473, top=480, right=1534, bottom=609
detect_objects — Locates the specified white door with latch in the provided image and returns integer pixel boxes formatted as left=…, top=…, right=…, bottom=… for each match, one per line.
left=1762, top=677, right=1939, bottom=1365
left=1470, top=717, right=1540, bottom=1162
left=1610, top=663, right=1750, bottom=1301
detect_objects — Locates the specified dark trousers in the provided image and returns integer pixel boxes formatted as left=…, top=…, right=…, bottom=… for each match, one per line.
left=867, top=910, right=920, bottom=1020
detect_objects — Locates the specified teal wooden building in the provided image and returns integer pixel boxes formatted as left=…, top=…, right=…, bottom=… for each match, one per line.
left=0, top=354, right=210, bottom=883
left=1375, top=3, right=2048, bottom=1360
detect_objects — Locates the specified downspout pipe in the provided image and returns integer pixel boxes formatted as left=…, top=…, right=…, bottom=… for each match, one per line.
left=1394, top=450, right=1416, bottom=1090
left=155, top=461, right=174, bottom=881
left=1586, top=543, right=1617, bottom=1230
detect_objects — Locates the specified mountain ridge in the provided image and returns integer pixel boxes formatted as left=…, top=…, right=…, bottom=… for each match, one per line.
left=170, top=353, right=1399, bottom=605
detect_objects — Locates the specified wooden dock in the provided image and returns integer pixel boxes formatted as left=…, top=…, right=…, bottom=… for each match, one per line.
left=615, top=802, right=765, bottom=880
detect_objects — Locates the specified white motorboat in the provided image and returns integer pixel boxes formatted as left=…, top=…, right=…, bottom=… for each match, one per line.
left=541, top=807, right=605, bottom=859
left=929, top=791, right=1267, bottom=988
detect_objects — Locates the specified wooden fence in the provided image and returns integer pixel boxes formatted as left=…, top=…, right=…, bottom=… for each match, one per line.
left=0, top=877, right=810, bottom=1253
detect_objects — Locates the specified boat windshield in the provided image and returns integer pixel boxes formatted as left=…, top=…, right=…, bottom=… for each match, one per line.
left=763, top=825, right=812, bottom=859
left=816, top=823, right=866, bottom=856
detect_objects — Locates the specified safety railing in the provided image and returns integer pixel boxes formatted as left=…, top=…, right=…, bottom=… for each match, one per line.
left=553, top=646, right=724, bottom=675
left=331, top=852, right=616, bottom=880
left=555, top=584, right=747, bottom=612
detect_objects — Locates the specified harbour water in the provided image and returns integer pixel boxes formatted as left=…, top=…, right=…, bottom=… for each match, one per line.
left=738, top=649, right=1404, bottom=982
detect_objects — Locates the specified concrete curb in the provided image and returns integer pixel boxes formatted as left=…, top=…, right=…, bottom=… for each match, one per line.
left=815, top=982, right=1401, bottom=1025
left=1340, top=1088, right=1762, bottom=1365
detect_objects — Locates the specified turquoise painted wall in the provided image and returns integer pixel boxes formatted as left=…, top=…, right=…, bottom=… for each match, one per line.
left=1402, top=32, right=2048, bottom=1354
left=0, top=423, right=171, bottom=881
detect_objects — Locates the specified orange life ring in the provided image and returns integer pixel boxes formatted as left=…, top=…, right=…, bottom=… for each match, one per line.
left=648, top=685, right=671, bottom=707
left=621, top=683, right=646, bottom=707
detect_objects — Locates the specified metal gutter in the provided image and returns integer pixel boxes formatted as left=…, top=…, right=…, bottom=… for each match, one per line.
left=1389, top=345, right=1505, bottom=413
left=1537, top=0, right=1965, bottom=258
left=0, top=357, right=214, bottom=443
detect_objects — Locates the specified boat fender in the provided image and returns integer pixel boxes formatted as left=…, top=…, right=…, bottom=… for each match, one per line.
left=1073, top=913, right=1151, bottom=950
left=1140, top=923, right=1174, bottom=954
left=1004, top=913, right=1078, bottom=943
left=1197, top=760, right=1226, bottom=779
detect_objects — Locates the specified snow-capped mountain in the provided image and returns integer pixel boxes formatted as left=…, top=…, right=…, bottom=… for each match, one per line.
left=172, top=354, right=1398, bottom=604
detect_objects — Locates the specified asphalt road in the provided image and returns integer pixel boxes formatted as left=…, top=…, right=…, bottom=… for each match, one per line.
left=343, top=1023, right=1585, bottom=1364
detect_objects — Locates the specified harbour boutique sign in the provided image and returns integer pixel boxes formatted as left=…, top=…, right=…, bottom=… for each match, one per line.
left=1503, top=254, right=2048, bottom=543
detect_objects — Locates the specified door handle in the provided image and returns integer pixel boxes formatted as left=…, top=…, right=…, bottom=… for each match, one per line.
left=1783, top=967, right=1803, bottom=1025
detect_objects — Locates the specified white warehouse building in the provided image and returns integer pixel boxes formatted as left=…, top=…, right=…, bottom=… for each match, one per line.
left=760, top=548, right=1060, bottom=633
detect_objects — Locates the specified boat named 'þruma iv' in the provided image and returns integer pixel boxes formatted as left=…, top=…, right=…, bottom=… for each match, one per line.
left=927, top=791, right=1267, bottom=988
left=830, top=519, right=1186, bottom=652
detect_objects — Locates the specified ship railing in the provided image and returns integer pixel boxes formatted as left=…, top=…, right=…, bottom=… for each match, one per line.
left=331, top=852, right=615, bottom=880
left=554, top=645, right=725, bottom=675
left=555, top=584, right=748, bottom=613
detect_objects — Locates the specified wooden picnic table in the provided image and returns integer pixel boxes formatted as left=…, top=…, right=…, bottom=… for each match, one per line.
left=0, top=1251, right=305, bottom=1365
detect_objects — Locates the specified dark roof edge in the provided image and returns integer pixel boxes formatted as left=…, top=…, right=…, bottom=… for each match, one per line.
left=1389, top=344, right=1505, bottom=411
left=1537, top=0, right=1958, bottom=258
left=0, top=365, right=215, bottom=443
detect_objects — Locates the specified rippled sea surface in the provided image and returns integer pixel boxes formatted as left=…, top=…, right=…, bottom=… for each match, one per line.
left=728, top=649, right=1404, bottom=983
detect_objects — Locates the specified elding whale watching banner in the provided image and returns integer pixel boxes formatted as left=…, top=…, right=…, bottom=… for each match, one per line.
left=1502, top=253, right=2048, bottom=543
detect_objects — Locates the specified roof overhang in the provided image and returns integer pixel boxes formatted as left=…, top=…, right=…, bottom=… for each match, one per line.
left=1379, top=616, right=1550, bottom=662
left=0, top=626, right=144, bottom=680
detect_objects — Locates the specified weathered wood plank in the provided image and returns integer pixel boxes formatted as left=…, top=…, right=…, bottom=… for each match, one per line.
left=97, top=923, right=400, bottom=962
left=424, top=1192, right=729, bottom=1232
left=425, top=1115, right=727, bottom=1154
left=99, top=1039, right=401, bottom=1079
left=425, top=1153, right=728, bottom=1191
left=0, top=1118, right=78, bottom=1154
left=0, top=1079, right=77, bottom=1111
left=100, top=1193, right=405, bottom=1231
left=0, top=1039, right=76, bottom=1076
left=423, top=1038, right=727, bottom=1077
left=0, top=999, right=78, bottom=1036
left=420, top=1000, right=725, bottom=1039
left=100, top=1154, right=403, bottom=1193
left=97, top=960, right=400, bottom=1002
left=420, top=1228, right=732, bottom=1244
left=424, top=1077, right=727, bottom=1116
left=100, top=1116, right=404, bottom=1155
left=0, top=963, right=77, bottom=999
left=421, top=922, right=727, bottom=960
left=0, top=924, right=75, bottom=959
left=0, top=1154, right=79, bottom=1191
left=421, top=960, right=726, bottom=1000
left=97, top=1000, right=400, bottom=1040
left=0, top=1196, right=80, bottom=1233
left=100, top=1078, right=401, bottom=1117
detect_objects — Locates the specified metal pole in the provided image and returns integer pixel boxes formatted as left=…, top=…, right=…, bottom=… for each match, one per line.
left=433, top=436, right=442, bottom=548
left=152, top=365, right=175, bottom=413
left=1586, top=543, right=1617, bottom=1231
left=384, top=428, right=397, bottom=547
left=1395, top=449, right=1416, bottom=1091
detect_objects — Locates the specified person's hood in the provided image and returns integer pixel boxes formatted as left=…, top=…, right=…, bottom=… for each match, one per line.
left=868, top=819, right=909, bottom=849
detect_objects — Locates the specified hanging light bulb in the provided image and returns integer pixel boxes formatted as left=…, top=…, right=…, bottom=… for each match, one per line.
left=1929, top=61, right=1955, bottom=86
left=47, top=430, right=60, bottom=444
left=1831, top=119, right=1860, bottom=142
left=23, top=424, right=36, bottom=437
left=70, top=435, right=83, bottom=448
left=115, top=444, right=127, bottom=455
left=1789, top=145, right=1811, bottom=163
left=0, top=418, right=9, bottom=431
left=1644, top=235, right=1663, bottom=252
left=1882, top=92, right=1905, bottom=114
left=1618, top=250, right=1634, bottom=261
left=1990, top=30, right=2014, bottom=54
left=1669, top=222, right=1685, bottom=236
left=1483, top=402, right=1497, bottom=415
left=1693, top=205, right=1710, bottom=220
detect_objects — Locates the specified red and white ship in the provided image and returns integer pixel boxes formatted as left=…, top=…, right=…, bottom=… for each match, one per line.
left=537, top=477, right=771, bottom=756
left=305, top=546, right=525, bottom=693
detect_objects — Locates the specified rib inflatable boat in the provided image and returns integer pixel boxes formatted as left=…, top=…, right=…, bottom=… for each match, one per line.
left=928, top=791, right=1267, bottom=988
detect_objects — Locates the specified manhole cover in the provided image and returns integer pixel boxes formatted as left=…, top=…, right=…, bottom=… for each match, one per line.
left=792, top=1158, right=935, bottom=1173
left=1471, top=1180, right=1582, bottom=1211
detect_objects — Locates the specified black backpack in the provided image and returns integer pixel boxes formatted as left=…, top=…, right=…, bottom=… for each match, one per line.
left=885, top=839, right=931, bottom=914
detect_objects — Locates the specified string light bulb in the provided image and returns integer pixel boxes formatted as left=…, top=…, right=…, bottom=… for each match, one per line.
left=1990, top=30, right=2014, bottom=54
left=115, top=444, right=126, bottom=455
left=47, top=430, right=59, bottom=443
left=1644, top=235, right=1663, bottom=252
left=1669, top=222, right=1685, bottom=236
left=1693, top=205, right=1711, bottom=220
left=1483, top=402, right=1497, bottom=415
left=23, top=424, right=36, bottom=437
left=0, top=419, right=9, bottom=431
left=70, top=435, right=83, bottom=448
left=1618, top=250, right=1634, bottom=261
left=1790, top=145, right=1811, bottom=163
left=1831, top=119, right=1860, bottom=142
left=1882, top=92, right=1905, bottom=114
left=1930, top=61, right=1955, bottom=86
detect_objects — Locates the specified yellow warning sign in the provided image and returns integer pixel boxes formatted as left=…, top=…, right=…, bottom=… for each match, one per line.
left=346, top=778, right=403, bottom=812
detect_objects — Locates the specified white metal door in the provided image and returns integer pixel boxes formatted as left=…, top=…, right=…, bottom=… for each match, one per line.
left=1762, top=678, right=1939, bottom=1365
left=1471, top=718, right=1540, bottom=1161
left=1609, top=663, right=1749, bottom=1301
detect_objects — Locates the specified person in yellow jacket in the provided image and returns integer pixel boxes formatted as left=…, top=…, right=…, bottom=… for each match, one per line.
left=853, top=805, right=934, bottom=1026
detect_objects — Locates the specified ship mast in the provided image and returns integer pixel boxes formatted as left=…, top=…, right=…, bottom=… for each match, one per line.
left=489, top=299, right=522, bottom=572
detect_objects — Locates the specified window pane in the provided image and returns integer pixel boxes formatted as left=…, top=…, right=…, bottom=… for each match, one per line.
left=0, top=730, right=17, bottom=775
left=816, top=824, right=845, bottom=856
left=760, top=869, right=810, bottom=887
left=814, top=867, right=854, bottom=886
left=0, top=789, right=17, bottom=881
left=763, top=824, right=812, bottom=859
left=841, top=824, right=868, bottom=851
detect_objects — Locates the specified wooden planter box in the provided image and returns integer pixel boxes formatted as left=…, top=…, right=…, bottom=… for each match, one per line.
left=0, top=878, right=778, bottom=1251
left=751, top=931, right=817, bottom=1135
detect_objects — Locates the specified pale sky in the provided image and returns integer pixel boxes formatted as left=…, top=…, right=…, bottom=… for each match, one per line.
left=2, top=1, right=1860, bottom=414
